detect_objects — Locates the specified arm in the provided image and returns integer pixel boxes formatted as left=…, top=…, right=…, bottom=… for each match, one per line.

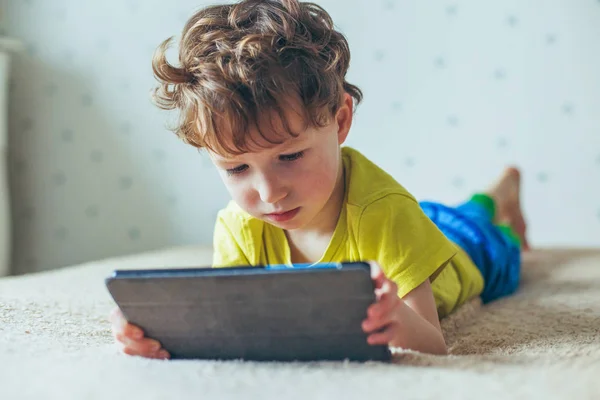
left=355, top=195, right=458, bottom=354
left=362, top=261, right=448, bottom=355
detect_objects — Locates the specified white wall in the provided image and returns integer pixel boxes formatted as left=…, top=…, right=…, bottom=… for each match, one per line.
left=3, top=0, right=600, bottom=273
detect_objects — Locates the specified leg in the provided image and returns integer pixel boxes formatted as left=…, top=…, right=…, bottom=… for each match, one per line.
left=455, top=167, right=529, bottom=251
left=419, top=166, right=529, bottom=304
left=483, top=167, right=530, bottom=251
left=457, top=167, right=529, bottom=302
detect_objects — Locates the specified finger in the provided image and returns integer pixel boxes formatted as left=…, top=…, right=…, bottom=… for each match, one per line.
left=367, top=325, right=396, bottom=346
left=127, top=337, right=163, bottom=355
left=374, top=279, right=398, bottom=302
left=121, top=337, right=164, bottom=356
left=368, top=287, right=398, bottom=318
left=122, top=345, right=159, bottom=358
left=363, top=306, right=397, bottom=333
left=157, top=350, right=171, bottom=360
left=109, top=308, right=128, bottom=333
left=123, top=323, right=144, bottom=340
left=108, top=307, right=123, bottom=326
left=114, top=331, right=154, bottom=352
left=109, top=308, right=144, bottom=340
left=363, top=293, right=400, bottom=333
left=362, top=309, right=396, bottom=333
left=122, top=345, right=171, bottom=360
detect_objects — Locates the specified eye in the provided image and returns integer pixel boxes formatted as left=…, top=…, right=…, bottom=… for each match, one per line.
left=226, top=164, right=248, bottom=176
left=279, top=151, right=304, bottom=162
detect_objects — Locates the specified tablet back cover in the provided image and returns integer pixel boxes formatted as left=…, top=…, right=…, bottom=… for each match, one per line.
left=106, top=265, right=391, bottom=362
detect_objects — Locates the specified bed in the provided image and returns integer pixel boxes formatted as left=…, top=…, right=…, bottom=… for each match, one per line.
left=1, top=246, right=599, bottom=399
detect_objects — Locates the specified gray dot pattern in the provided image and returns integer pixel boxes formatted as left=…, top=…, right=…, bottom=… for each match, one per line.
left=3, top=0, right=600, bottom=272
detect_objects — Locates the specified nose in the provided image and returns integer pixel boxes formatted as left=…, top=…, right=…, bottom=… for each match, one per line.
left=256, top=172, right=287, bottom=205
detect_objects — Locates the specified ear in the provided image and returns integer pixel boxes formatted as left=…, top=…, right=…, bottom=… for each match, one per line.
left=335, top=93, right=354, bottom=145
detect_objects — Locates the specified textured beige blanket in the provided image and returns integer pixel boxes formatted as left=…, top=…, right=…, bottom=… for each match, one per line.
left=1, top=247, right=599, bottom=399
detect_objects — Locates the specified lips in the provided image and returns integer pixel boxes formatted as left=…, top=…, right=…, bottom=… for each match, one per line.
left=265, top=207, right=300, bottom=223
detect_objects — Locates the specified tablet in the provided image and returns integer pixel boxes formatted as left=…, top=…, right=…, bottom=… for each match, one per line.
left=105, top=262, right=391, bottom=362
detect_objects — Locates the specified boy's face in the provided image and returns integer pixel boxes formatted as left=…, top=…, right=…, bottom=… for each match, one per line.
left=209, top=95, right=353, bottom=232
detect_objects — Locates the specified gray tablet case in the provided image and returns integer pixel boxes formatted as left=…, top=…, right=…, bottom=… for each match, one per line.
left=105, top=262, right=391, bottom=362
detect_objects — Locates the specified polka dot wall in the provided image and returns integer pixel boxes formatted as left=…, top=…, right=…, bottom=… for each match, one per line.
left=2, top=1, right=600, bottom=273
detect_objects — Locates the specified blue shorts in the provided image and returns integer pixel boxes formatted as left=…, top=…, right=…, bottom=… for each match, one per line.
left=419, top=197, right=521, bottom=304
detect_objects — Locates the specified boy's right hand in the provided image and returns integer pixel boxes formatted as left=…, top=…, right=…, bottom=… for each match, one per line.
left=109, top=307, right=170, bottom=360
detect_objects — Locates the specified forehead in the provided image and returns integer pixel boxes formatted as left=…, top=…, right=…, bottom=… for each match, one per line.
left=208, top=103, right=311, bottom=159
left=209, top=127, right=309, bottom=162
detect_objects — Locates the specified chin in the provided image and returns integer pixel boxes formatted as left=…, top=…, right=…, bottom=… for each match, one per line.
left=267, top=219, right=305, bottom=230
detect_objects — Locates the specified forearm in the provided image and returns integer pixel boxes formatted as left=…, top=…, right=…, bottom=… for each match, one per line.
left=392, top=301, right=447, bottom=355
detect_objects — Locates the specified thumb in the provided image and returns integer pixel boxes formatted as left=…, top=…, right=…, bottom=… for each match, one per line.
left=368, top=261, right=386, bottom=289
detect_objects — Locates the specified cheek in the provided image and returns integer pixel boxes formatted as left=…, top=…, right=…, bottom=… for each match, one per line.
left=222, top=180, right=257, bottom=210
left=296, top=154, right=339, bottom=197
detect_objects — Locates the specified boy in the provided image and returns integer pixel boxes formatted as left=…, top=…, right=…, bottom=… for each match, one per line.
left=110, top=0, right=529, bottom=359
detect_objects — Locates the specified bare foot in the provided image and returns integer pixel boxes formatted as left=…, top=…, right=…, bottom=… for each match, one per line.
left=486, top=166, right=530, bottom=251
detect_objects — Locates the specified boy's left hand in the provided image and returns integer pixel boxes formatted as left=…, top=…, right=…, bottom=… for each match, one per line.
left=361, top=261, right=406, bottom=347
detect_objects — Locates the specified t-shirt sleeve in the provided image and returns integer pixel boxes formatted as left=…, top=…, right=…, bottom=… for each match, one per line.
left=357, top=194, right=458, bottom=298
left=212, top=211, right=251, bottom=268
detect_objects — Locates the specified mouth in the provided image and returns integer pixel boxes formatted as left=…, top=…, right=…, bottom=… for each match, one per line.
left=265, top=207, right=300, bottom=223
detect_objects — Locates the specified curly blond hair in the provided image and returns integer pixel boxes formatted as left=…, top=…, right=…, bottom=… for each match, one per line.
left=151, top=0, right=362, bottom=155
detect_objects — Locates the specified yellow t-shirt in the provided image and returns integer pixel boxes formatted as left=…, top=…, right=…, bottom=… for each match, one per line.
left=212, top=147, right=484, bottom=318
